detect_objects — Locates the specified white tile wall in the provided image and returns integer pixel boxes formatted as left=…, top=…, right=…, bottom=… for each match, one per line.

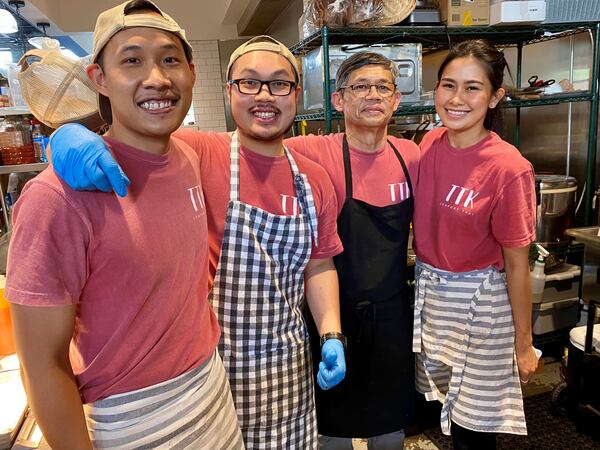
left=189, top=40, right=227, bottom=132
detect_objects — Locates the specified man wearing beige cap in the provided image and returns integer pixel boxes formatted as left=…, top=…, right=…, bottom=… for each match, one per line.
left=6, top=1, right=243, bottom=448
left=49, top=33, right=347, bottom=448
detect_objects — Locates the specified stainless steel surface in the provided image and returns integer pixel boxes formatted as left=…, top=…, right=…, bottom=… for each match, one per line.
left=301, top=43, right=422, bottom=111
left=566, top=226, right=600, bottom=303
left=536, top=175, right=578, bottom=247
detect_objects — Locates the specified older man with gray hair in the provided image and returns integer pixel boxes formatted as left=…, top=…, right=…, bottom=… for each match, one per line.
left=286, top=51, right=420, bottom=449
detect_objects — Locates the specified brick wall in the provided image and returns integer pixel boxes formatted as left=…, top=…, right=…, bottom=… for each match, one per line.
left=189, top=40, right=227, bottom=132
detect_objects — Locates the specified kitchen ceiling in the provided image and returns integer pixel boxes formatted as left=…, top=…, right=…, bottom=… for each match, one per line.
left=23, top=0, right=291, bottom=43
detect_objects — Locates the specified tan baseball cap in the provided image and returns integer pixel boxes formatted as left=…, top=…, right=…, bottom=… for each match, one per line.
left=226, top=35, right=299, bottom=82
left=92, top=0, right=193, bottom=124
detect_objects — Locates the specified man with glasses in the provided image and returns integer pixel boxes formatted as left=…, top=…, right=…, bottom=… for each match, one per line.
left=285, top=51, right=420, bottom=449
left=48, top=35, right=346, bottom=449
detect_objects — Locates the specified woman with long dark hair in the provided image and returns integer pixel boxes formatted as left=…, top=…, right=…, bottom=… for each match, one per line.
left=412, top=39, right=539, bottom=449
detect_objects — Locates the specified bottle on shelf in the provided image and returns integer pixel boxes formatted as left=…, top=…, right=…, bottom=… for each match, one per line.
left=531, top=243, right=549, bottom=303
left=31, top=120, right=47, bottom=163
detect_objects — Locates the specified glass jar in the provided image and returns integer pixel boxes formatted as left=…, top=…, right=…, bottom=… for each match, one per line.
left=0, top=115, right=34, bottom=165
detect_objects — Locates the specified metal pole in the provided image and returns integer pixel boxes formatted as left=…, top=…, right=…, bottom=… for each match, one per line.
left=584, top=23, right=600, bottom=225
left=566, top=35, right=575, bottom=177
left=322, top=26, right=332, bottom=134
left=515, top=42, right=523, bottom=148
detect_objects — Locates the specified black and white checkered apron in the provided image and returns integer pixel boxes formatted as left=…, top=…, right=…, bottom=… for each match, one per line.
left=208, top=132, right=319, bottom=449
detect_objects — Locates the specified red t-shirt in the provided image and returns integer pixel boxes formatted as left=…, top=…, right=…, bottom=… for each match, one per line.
left=413, top=127, right=536, bottom=272
left=285, top=133, right=420, bottom=213
left=6, top=137, right=220, bottom=403
left=174, top=129, right=343, bottom=286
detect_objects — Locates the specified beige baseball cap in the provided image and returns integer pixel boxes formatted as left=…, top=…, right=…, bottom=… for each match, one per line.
left=92, top=0, right=193, bottom=124
left=226, top=35, right=299, bottom=82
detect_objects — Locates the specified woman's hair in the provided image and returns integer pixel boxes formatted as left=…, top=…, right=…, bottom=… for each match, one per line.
left=437, top=39, right=510, bottom=130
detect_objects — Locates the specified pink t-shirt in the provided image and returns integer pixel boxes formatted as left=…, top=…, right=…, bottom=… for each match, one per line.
left=174, top=129, right=343, bottom=286
left=6, top=137, right=220, bottom=403
left=285, top=133, right=420, bottom=213
left=413, top=127, right=536, bottom=272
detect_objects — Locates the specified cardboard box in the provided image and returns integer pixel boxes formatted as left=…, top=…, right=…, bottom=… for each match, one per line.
left=490, top=1, right=546, bottom=25
left=438, top=0, right=490, bottom=26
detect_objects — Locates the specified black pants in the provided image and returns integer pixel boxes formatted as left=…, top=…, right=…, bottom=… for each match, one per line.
left=451, top=422, right=497, bottom=450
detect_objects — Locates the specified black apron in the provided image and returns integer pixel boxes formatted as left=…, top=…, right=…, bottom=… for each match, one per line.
left=308, top=135, right=415, bottom=438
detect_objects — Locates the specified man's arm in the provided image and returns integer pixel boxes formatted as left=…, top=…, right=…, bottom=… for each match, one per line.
left=502, top=245, right=538, bottom=383
left=304, top=257, right=341, bottom=335
left=304, top=257, right=345, bottom=390
left=10, top=303, right=93, bottom=450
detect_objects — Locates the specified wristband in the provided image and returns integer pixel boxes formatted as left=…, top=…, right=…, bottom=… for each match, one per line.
left=320, top=331, right=347, bottom=349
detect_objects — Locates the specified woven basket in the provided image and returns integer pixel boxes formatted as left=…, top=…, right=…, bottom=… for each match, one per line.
left=17, top=49, right=103, bottom=130
left=375, top=0, right=416, bottom=26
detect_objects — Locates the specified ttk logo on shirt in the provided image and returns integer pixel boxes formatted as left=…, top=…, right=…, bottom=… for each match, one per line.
left=281, top=194, right=301, bottom=215
left=388, top=182, right=411, bottom=203
left=187, top=185, right=205, bottom=213
left=441, top=184, right=479, bottom=216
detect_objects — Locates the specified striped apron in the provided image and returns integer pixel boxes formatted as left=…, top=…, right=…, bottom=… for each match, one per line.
left=413, top=260, right=527, bottom=436
left=84, top=351, right=244, bottom=449
left=208, top=132, right=319, bottom=449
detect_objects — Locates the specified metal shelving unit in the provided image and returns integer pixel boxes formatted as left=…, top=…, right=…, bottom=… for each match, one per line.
left=0, top=106, right=31, bottom=116
left=0, top=163, right=47, bottom=175
left=291, top=22, right=600, bottom=225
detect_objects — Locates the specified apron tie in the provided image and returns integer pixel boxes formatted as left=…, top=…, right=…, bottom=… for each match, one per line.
left=413, top=263, right=447, bottom=353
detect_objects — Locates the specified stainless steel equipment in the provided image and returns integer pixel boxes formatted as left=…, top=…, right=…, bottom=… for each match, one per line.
left=404, top=0, right=440, bottom=24
left=536, top=175, right=577, bottom=248
left=301, top=43, right=422, bottom=111
left=565, top=227, right=600, bottom=304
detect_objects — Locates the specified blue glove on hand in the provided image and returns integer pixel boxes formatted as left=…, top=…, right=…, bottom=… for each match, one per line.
left=50, top=123, right=130, bottom=197
left=317, top=338, right=346, bottom=390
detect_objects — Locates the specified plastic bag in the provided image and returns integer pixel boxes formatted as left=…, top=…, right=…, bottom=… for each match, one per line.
left=298, top=0, right=415, bottom=39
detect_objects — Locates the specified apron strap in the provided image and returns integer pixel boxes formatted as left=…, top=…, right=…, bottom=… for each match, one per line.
left=387, top=139, right=414, bottom=197
left=228, top=131, right=318, bottom=245
left=229, top=131, right=241, bottom=202
left=342, top=134, right=353, bottom=199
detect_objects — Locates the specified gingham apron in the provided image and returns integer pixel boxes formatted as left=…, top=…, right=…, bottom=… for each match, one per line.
left=413, top=260, right=527, bottom=436
left=208, top=132, right=319, bottom=449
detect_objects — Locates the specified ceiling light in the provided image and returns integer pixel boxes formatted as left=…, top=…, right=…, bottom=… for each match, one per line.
left=0, top=9, right=17, bottom=34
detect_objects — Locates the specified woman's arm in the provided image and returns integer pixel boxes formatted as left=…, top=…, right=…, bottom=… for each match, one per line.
left=502, top=245, right=538, bottom=383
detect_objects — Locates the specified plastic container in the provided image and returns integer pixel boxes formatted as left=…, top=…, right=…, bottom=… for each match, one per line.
left=0, top=276, right=15, bottom=355
left=541, top=263, right=581, bottom=304
left=0, top=116, right=34, bottom=165
left=532, top=297, right=579, bottom=335
left=531, top=244, right=549, bottom=303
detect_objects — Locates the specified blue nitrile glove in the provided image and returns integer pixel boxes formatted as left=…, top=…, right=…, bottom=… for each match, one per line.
left=317, top=338, right=346, bottom=390
left=50, top=123, right=130, bottom=197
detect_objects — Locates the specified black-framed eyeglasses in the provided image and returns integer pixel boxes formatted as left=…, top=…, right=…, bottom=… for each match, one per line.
left=228, top=78, right=296, bottom=96
left=339, top=83, right=396, bottom=98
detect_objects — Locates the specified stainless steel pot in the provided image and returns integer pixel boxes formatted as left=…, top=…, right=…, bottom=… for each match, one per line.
left=535, top=175, right=577, bottom=248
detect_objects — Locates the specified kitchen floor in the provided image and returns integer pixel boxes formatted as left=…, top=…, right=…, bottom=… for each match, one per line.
left=352, top=356, right=564, bottom=450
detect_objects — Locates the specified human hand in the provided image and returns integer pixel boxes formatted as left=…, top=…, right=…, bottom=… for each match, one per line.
left=516, top=345, right=540, bottom=384
left=317, top=338, right=346, bottom=390
left=50, top=123, right=130, bottom=196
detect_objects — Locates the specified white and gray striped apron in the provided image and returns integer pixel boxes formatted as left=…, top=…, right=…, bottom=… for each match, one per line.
left=208, top=132, right=319, bottom=449
left=84, top=351, right=244, bottom=449
left=413, top=259, right=527, bottom=436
